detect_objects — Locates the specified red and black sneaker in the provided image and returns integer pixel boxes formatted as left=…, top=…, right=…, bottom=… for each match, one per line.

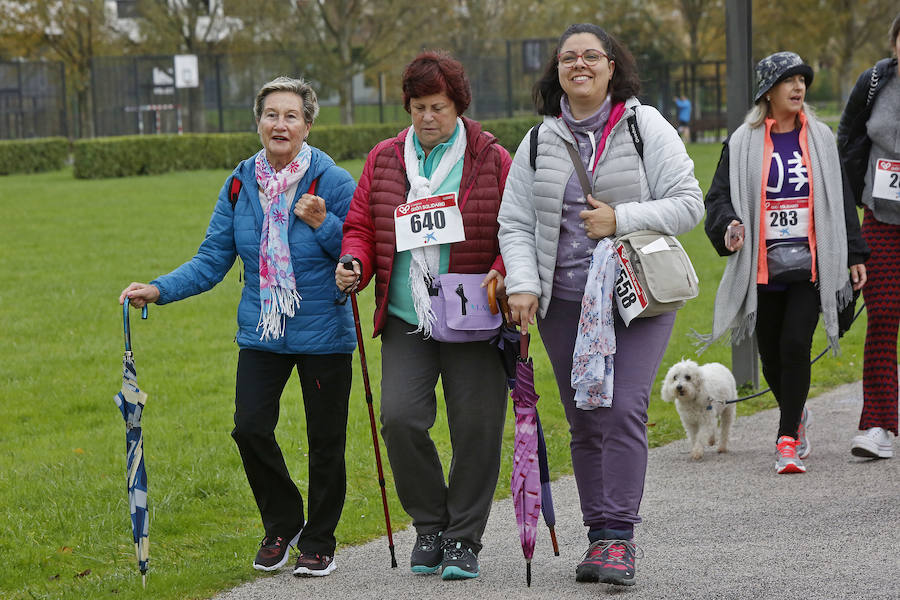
left=293, top=552, right=336, bottom=577
left=252, top=531, right=300, bottom=571
left=576, top=539, right=641, bottom=586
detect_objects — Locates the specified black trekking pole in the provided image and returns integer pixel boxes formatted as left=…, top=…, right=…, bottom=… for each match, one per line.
left=340, top=255, right=398, bottom=568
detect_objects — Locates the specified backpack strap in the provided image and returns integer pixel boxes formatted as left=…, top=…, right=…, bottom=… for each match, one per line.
left=529, top=123, right=541, bottom=170
left=865, top=64, right=879, bottom=108
left=626, top=112, right=644, bottom=161
left=228, top=176, right=242, bottom=209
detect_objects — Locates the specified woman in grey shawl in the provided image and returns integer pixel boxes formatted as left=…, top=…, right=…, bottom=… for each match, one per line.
left=704, top=52, right=868, bottom=475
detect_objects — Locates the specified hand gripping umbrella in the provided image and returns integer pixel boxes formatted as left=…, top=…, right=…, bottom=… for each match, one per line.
left=488, top=282, right=558, bottom=587
left=114, top=300, right=149, bottom=587
left=339, top=255, right=397, bottom=568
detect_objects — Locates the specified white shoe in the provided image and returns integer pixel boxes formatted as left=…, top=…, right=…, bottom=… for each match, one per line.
left=850, top=427, right=894, bottom=459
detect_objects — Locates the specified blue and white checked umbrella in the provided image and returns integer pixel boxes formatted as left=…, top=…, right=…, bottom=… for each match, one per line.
left=114, top=301, right=149, bottom=587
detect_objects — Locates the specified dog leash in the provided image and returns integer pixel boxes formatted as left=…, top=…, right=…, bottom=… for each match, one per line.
left=725, top=302, right=865, bottom=405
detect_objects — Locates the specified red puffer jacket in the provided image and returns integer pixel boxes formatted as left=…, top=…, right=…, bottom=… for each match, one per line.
left=342, top=116, right=512, bottom=336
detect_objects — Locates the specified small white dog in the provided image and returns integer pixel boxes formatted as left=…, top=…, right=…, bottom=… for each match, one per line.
left=661, top=359, right=737, bottom=460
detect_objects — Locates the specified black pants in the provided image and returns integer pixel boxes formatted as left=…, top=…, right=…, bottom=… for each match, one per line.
left=231, top=348, right=351, bottom=555
left=754, top=282, right=819, bottom=440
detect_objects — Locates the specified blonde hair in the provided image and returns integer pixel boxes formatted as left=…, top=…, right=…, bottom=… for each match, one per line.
left=253, top=76, right=319, bottom=124
left=744, top=99, right=817, bottom=129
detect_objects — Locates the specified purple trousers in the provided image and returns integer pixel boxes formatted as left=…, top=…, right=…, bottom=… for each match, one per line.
left=538, top=298, right=675, bottom=534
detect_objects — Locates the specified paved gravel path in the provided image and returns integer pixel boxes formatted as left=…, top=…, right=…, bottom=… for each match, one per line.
left=216, top=381, right=899, bottom=600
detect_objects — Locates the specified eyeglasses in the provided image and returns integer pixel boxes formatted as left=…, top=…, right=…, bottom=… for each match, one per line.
left=557, top=49, right=608, bottom=68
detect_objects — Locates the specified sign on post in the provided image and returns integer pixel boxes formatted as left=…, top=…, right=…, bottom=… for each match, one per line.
left=174, top=55, right=199, bottom=89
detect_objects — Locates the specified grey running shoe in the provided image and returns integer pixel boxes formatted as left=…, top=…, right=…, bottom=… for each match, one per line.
left=775, top=436, right=806, bottom=474
left=797, top=406, right=812, bottom=459
left=850, top=427, right=894, bottom=458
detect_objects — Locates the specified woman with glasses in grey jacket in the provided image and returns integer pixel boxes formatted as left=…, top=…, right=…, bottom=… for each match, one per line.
left=498, top=23, right=702, bottom=588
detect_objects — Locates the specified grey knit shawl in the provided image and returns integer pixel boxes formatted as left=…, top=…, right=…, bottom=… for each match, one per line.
left=709, top=117, right=852, bottom=353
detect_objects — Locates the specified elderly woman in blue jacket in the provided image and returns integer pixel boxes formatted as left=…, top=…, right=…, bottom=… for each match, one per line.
left=119, top=76, right=356, bottom=578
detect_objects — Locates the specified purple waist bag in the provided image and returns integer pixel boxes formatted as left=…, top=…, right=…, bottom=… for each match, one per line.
left=428, top=273, right=502, bottom=343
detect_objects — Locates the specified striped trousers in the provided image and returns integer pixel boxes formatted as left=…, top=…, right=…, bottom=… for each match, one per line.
left=860, top=209, right=900, bottom=435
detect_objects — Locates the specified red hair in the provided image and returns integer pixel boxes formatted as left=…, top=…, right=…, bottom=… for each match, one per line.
left=402, top=51, right=471, bottom=115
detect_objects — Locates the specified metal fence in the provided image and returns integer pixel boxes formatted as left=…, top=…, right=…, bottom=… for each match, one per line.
left=1, top=46, right=727, bottom=140
left=0, top=60, right=67, bottom=139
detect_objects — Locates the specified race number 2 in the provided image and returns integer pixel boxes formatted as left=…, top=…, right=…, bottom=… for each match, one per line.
left=394, top=193, right=465, bottom=252
left=873, top=158, right=900, bottom=202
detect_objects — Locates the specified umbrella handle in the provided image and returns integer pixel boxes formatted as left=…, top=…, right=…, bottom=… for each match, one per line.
left=123, top=300, right=149, bottom=353
left=520, top=331, right=529, bottom=361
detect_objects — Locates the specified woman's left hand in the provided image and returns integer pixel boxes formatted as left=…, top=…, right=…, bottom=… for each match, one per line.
left=294, top=193, right=326, bottom=228
left=579, top=194, right=617, bottom=239
left=481, top=269, right=505, bottom=297
left=850, top=263, right=867, bottom=291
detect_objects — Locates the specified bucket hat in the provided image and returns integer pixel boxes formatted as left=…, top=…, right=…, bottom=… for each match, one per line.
left=754, top=52, right=813, bottom=103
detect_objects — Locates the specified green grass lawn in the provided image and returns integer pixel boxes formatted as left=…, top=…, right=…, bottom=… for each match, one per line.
left=0, top=144, right=869, bottom=600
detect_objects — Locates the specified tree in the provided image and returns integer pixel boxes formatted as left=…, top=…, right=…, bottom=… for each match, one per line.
left=253, top=0, right=446, bottom=125
left=754, top=0, right=897, bottom=101
left=2, top=0, right=126, bottom=137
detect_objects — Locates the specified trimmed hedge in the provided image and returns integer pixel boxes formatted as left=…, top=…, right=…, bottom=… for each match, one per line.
left=0, top=138, right=69, bottom=175
left=72, top=117, right=542, bottom=179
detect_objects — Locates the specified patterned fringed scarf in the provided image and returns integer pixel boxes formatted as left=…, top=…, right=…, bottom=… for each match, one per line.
left=254, top=145, right=311, bottom=341
left=403, top=118, right=467, bottom=338
left=571, top=238, right=619, bottom=409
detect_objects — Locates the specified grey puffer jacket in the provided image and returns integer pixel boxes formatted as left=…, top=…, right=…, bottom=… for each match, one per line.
left=498, top=97, right=704, bottom=317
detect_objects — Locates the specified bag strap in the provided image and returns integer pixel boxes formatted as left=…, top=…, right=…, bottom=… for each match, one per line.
left=563, top=141, right=593, bottom=197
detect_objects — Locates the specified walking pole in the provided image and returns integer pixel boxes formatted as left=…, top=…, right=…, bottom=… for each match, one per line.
left=340, top=255, right=398, bottom=568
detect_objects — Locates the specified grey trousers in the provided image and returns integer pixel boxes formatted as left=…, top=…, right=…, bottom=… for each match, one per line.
left=379, top=316, right=508, bottom=553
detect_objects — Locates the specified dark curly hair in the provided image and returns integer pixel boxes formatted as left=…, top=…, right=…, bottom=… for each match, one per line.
left=533, top=23, right=641, bottom=116
left=402, top=51, right=471, bottom=115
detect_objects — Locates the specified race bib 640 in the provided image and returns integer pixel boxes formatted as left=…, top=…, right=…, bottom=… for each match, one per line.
left=394, top=193, right=465, bottom=252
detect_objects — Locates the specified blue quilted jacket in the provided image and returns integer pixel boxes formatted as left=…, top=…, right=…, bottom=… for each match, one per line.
left=151, top=147, right=357, bottom=355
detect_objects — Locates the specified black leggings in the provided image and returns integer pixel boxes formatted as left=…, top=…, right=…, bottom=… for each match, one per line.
left=754, top=282, right=819, bottom=440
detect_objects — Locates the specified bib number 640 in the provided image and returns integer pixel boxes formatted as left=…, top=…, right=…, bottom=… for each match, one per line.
left=410, top=210, right=446, bottom=233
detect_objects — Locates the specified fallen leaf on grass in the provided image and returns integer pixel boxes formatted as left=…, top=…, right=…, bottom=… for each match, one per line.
left=58, top=546, right=73, bottom=553
left=75, top=569, right=91, bottom=578
left=73, top=448, right=85, bottom=455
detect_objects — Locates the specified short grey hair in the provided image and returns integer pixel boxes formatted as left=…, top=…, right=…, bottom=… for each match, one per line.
left=253, top=76, right=319, bottom=124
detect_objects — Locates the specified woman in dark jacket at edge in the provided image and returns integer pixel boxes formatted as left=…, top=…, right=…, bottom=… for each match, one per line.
left=704, top=52, right=868, bottom=475
left=837, top=12, right=900, bottom=459
left=335, top=51, right=510, bottom=581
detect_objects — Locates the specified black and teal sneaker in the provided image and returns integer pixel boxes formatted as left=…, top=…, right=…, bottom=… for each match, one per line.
left=410, top=531, right=443, bottom=574
left=440, top=538, right=479, bottom=580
